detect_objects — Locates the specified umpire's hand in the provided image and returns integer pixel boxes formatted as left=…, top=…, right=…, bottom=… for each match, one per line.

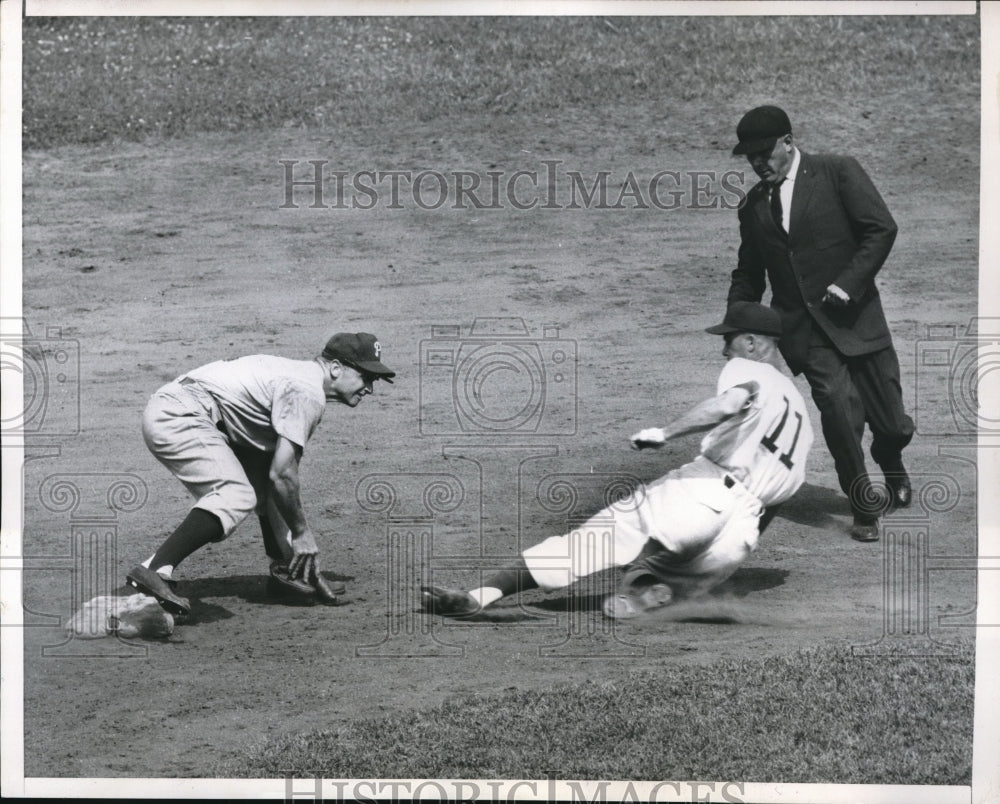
left=822, top=283, right=851, bottom=307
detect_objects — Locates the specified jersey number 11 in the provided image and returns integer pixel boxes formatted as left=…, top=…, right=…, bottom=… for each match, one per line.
left=761, top=396, right=804, bottom=470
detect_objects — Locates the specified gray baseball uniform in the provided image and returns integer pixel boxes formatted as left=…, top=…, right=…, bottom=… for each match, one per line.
left=141, top=355, right=326, bottom=537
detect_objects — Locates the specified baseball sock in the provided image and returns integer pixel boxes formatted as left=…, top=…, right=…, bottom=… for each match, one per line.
left=469, top=557, right=539, bottom=607
left=140, top=556, right=174, bottom=579
left=148, top=508, right=224, bottom=573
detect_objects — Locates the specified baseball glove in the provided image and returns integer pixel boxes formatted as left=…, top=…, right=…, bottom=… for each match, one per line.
left=268, top=561, right=346, bottom=605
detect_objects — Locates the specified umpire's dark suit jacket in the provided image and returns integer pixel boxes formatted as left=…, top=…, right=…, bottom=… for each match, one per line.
left=728, top=151, right=898, bottom=375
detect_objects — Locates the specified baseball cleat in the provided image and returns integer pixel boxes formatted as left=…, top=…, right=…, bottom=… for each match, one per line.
left=420, top=585, right=482, bottom=617
left=126, top=565, right=191, bottom=616
left=602, top=583, right=673, bottom=619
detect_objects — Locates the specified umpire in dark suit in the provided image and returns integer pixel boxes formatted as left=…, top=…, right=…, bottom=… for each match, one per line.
left=726, top=105, right=913, bottom=542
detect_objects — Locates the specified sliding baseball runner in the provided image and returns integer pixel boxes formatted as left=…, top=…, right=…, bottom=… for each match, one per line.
left=422, top=303, right=813, bottom=618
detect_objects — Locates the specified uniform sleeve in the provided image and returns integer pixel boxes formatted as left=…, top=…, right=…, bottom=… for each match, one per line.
left=270, top=380, right=325, bottom=449
left=716, top=359, right=760, bottom=405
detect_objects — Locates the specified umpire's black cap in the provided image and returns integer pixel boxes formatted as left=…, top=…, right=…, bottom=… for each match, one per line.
left=732, top=105, right=792, bottom=155
left=706, top=302, right=783, bottom=337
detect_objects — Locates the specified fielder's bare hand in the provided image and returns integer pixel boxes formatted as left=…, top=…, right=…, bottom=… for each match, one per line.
left=288, top=529, right=338, bottom=600
left=630, top=427, right=667, bottom=450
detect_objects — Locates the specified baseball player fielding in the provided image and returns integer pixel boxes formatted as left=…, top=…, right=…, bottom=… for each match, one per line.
left=125, top=332, right=395, bottom=615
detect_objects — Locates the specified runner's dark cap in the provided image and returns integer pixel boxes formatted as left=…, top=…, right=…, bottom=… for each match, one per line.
left=706, top=302, right=783, bottom=337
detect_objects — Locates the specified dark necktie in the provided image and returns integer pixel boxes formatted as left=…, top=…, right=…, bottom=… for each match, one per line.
left=770, top=178, right=786, bottom=232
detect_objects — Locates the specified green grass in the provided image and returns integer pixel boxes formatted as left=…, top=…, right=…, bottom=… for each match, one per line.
left=22, top=15, right=979, bottom=150
left=228, top=642, right=973, bottom=784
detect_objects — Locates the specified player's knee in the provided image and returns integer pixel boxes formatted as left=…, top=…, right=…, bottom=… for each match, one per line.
left=229, top=484, right=258, bottom=521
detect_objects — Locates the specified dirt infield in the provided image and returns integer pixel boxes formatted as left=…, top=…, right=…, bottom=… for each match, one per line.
left=19, top=87, right=979, bottom=781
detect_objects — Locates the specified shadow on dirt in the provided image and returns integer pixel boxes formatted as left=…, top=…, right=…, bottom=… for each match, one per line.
left=480, top=566, right=790, bottom=625
left=530, top=593, right=607, bottom=614
left=154, top=572, right=355, bottom=624
left=716, top=567, right=790, bottom=597
left=776, top=482, right=845, bottom=527
left=429, top=606, right=552, bottom=624
left=173, top=600, right=234, bottom=626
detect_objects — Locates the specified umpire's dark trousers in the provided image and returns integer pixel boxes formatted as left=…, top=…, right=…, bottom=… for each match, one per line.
left=801, top=324, right=914, bottom=518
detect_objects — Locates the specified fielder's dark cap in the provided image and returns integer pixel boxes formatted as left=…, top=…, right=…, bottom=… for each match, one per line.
left=706, top=302, right=783, bottom=337
left=732, top=105, right=792, bottom=155
left=322, top=332, right=395, bottom=382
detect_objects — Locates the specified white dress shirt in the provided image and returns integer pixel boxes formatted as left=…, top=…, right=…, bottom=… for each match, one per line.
left=776, top=147, right=800, bottom=234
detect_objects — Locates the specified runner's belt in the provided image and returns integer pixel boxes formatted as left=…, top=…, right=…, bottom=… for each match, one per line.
left=721, top=473, right=774, bottom=528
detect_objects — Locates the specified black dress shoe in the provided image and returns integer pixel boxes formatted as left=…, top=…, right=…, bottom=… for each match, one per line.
left=885, top=469, right=912, bottom=508
left=850, top=515, right=880, bottom=542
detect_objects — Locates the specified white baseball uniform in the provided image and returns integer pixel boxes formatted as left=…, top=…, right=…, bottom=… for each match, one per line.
left=141, top=355, right=327, bottom=537
left=523, top=357, right=813, bottom=598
